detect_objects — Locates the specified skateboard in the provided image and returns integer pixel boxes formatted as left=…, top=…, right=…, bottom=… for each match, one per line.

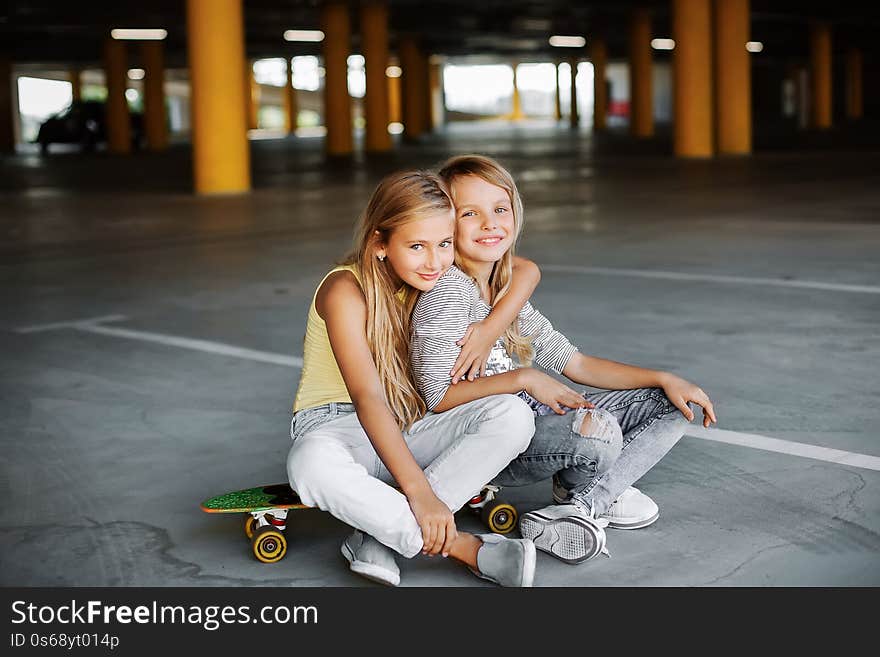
left=201, top=483, right=518, bottom=563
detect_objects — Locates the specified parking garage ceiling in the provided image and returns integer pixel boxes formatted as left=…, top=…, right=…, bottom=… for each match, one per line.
left=3, top=1, right=876, bottom=69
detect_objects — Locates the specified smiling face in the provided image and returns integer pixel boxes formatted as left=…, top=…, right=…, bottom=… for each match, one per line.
left=376, top=209, right=456, bottom=292
left=450, top=175, right=516, bottom=274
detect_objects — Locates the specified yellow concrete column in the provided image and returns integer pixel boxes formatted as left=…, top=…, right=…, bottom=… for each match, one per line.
left=284, top=58, right=298, bottom=134
left=321, top=1, right=353, bottom=155
left=421, top=51, right=433, bottom=132
left=245, top=60, right=259, bottom=130
left=845, top=48, right=863, bottom=120
left=554, top=61, right=562, bottom=121
left=428, top=60, right=442, bottom=129
left=387, top=61, right=402, bottom=124
left=361, top=1, right=391, bottom=152
left=510, top=62, right=524, bottom=121
left=629, top=9, right=653, bottom=137
left=672, top=0, right=713, bottom=157
left=186, top=0, right=251, bottom=194
left=142, top=41, right=168, bottom=151
left=810, top=22, right=832, bottom=129
left=399, top=36, right=425, bottom=139
left=591, top=38, right=607, bottom=130
left=0, top=57, right=13, bottom=153
left=70, top=68, right=82, bottom=101
left=714, top=0, right=751, bottom=154
left=103, top=37, right=131, bottom=154
left=569, top=58, right=579, bottom=128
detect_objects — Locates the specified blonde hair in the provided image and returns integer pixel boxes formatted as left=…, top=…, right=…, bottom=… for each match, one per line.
left=343, top=171, right=453, bottom=430
left=438, top=154, right=534, bottom=366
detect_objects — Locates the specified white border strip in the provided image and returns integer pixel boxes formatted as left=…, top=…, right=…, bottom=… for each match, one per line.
left=687, top=426, right=880, bottom=471
left=541, top=264, right=880, bottom=294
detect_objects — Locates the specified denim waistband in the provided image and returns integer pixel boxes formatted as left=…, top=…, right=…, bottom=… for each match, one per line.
left=290, top=402, right=356, bottom=441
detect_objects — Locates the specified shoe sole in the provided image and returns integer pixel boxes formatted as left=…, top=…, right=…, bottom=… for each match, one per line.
left=519, top=513, right=603, bottom=564
left=606, top=510, right=660, bottom=530
left=340, top=541, right=400, bottom=587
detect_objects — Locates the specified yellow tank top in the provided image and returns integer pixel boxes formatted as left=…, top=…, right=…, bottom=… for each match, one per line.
left=293, top=264, right=361, bottom=412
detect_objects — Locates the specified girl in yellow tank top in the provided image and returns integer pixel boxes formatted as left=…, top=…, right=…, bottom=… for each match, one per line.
left=286, top=170, right=542, bottom=587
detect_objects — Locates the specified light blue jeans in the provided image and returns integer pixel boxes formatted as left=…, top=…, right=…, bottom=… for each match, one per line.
left=492, top=387, right=692, bottom=516
left=287, top=394, right=535, bottom=558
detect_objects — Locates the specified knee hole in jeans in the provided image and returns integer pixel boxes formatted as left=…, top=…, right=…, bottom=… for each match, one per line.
left=572, top=407, right=622, bottom=443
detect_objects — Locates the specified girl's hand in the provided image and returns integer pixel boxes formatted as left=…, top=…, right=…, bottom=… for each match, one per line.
left=451, top=321, right=495, bottom=384
left=522, top=369, right=594, bottom=415
left=659, top=373, right=717, bottom=428
left=407, top=487, right=458, bottom=558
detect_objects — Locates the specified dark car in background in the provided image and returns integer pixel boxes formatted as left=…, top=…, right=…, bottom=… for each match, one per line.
left=34, top=100, right=144, bottom=153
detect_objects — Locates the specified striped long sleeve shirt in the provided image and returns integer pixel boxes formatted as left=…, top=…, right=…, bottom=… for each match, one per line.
left=410, top=265, right=578, bottom=411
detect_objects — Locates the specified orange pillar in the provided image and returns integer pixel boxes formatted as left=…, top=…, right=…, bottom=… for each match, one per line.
left=361, top=1, right=391, bottom=152
left=510, top=62, right=524, bottom=121
left=629, top=9, right=653, bottom=137
left=554, top=61, right=562, bottom=121
left=70, top=68, right=82, bottom=101
left=387, top=61, right=402, bottom=124
left=0, top=56, right=13, bottom=153
left=399, top=36, right=425, bottom=139
left=103, top=37, right=131, bottom=154
left=810, top=22, right=832, bottom=129
left=420, top=51, right=432, bottom=132
left=187, top=0, right=251, bottom=194
left=672, top=0, right=713, bottom=157
left=845, top=48, right=863, bottom=120
left=569, top=58, right=579, bottom=128
left=245, top=60, right=259, bottom=130
left=591, top=38, right=607, bottom=130
left=321, top=1, right=353, bottom=155
left=284, top=58, right=298, bottom=133
left=714, top=0, right=751, bottom=154
left=142, top=41, right=168, bottom=151
left=428, top=60, right=442, bottom=129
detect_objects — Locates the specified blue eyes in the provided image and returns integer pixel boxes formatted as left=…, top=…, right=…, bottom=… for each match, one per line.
left=411, top=241, right=451, bottom=251
left=460, top=208, right=508, bottom=217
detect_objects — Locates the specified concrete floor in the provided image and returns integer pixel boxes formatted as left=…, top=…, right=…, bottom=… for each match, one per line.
left=2, top=119, right=879, bottom=587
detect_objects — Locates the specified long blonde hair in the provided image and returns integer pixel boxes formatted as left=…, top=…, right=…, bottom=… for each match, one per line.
left=344, top=171, right=453, bottom=430
left=438, top=154, right=534, bottom=366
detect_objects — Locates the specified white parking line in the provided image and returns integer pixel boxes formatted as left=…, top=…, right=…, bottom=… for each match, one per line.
left=541, top=264, right=880, bottom=294
left=15, top=315, right=130, bottom=333
left=686, top=426, right=880, bottom=472
left=15, top=316, right=879, bottom=472
left=16, top=315, right=303, bottom=368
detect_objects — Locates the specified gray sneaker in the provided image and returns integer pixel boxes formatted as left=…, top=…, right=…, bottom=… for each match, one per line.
left=471, top=533, right=536, bottom=587
left=341, top=530, right=400, bottom=586
left=519, top=503, right=609, bottom=564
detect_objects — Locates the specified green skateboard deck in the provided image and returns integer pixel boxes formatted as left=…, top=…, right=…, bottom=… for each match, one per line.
left=200, top=483, right=309, bottom=514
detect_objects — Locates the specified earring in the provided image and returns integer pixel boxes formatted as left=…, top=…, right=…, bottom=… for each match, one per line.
left=377, top=254, right=386, bottom=262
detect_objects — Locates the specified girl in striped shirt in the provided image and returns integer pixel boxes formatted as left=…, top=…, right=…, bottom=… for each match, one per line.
left=410, top=155, right=717, bottom=564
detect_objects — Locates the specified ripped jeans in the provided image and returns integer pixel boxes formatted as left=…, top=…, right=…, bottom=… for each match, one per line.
left=491, top=387, right=691, bottom=517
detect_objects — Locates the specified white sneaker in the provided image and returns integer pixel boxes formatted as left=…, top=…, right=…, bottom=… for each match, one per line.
left=519, top=503, right=608, bottom=564
left=471, top=533, right=536, bottom=587
left=553, top=479, right=660, bottom=530
left=341, top=530, right=400, bottom=586
left=600, top=487, right=659, bottom=530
